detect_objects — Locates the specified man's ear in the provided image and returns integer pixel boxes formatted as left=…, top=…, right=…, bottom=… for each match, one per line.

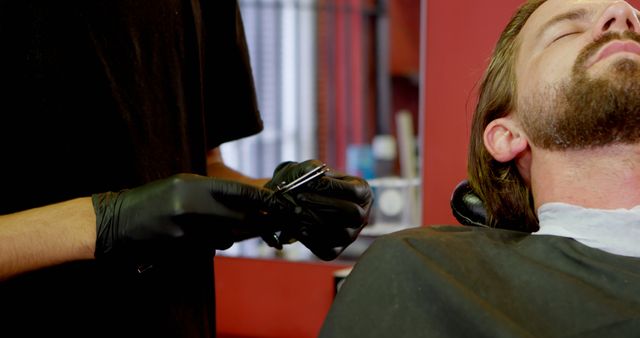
left=483, top=117, right=528, bottom=163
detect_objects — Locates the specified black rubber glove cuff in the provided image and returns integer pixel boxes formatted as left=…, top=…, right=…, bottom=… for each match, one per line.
left=93, top=191, right=125, bottom=260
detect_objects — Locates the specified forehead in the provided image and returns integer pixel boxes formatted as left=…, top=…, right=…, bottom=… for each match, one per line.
left=520, top=0, right=640, bottom=43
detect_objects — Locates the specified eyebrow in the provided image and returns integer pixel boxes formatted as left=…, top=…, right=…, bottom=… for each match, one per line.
left=536, top=8, right=590, bottom=39
left=536, top=7, right=640, bottom=39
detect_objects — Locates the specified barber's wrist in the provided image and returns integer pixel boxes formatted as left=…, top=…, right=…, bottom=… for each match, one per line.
left=92, top=191, right=125, bottom=260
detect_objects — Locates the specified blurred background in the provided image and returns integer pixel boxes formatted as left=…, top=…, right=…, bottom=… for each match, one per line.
left=220, top=0, right=422, bottom=260
left=215, top=1, right=533, bottom=337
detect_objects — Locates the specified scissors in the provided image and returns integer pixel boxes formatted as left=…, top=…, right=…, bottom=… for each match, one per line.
left=262, top=163, right=330, bottom=249
left=274, top=163, right=329, bottom=195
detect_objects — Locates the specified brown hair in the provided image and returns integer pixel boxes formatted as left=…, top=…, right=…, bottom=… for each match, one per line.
left=468, top=0, right=546, bottom=232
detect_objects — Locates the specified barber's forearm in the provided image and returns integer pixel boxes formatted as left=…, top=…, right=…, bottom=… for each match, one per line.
left=0, top=197, right=96, bottom=281
left=206, top=147, right=269, bottom=187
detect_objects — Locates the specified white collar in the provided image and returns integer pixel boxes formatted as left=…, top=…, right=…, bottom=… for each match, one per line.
left=535, top=202, right=640, bottom=258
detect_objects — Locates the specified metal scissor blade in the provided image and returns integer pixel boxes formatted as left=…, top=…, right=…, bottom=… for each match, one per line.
left=276, top=163, right=329, bottom=193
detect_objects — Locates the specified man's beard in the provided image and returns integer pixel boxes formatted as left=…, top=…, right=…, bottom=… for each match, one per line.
left=520, top=31, right=640, bottom=150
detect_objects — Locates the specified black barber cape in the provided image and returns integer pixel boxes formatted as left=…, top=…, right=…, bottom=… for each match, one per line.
left=319, top=226, right=640, bottom=338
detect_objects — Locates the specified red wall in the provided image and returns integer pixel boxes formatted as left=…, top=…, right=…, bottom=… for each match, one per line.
left=421, top=0, right=526, bottom=225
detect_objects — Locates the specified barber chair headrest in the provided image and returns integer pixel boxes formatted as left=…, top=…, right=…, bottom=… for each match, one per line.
left=450, top=180, right=489, bottom=228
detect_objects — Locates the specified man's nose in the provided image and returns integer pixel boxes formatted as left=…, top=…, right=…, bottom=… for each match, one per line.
left=593, top=1, right=640, bottom=39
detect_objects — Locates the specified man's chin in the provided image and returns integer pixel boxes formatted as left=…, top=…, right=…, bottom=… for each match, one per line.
left=612, top=57, right=640, bottom=73
left=589, top=57, right=640, bottom=80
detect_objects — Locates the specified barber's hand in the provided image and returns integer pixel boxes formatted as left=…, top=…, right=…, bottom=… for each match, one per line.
left=265, top=160, right=373, bottom=261
left=93, top=174, right=278, bottom=263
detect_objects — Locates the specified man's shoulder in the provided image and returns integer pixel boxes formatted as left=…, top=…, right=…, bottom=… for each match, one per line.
left=352, top=225, right=531, bottom=275
left=359, top=224, right=638, bottom=278
left=356, top=224, right=574, bottom=274
left=372, top=225, right=530, bottom=251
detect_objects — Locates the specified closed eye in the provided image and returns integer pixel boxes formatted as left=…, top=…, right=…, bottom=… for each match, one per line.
left=552, top=31, right=580, bottom=43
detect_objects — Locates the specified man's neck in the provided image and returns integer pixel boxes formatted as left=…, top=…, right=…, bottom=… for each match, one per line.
left=531, top=143, right=640, bottom=211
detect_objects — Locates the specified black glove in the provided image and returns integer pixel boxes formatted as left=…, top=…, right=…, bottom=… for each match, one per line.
left=264, top=160, right=373, bottom=261
left=93, top=173, right=279, bottom=264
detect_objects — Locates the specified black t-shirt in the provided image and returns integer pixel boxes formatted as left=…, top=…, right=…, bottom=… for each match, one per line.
left=320, top=226, right=640, bottom=338
left=0, top=0, right=262, bottom=337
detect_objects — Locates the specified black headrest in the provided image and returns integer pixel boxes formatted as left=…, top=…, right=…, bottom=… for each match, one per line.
left=450, top=180, right=489, bottom=228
